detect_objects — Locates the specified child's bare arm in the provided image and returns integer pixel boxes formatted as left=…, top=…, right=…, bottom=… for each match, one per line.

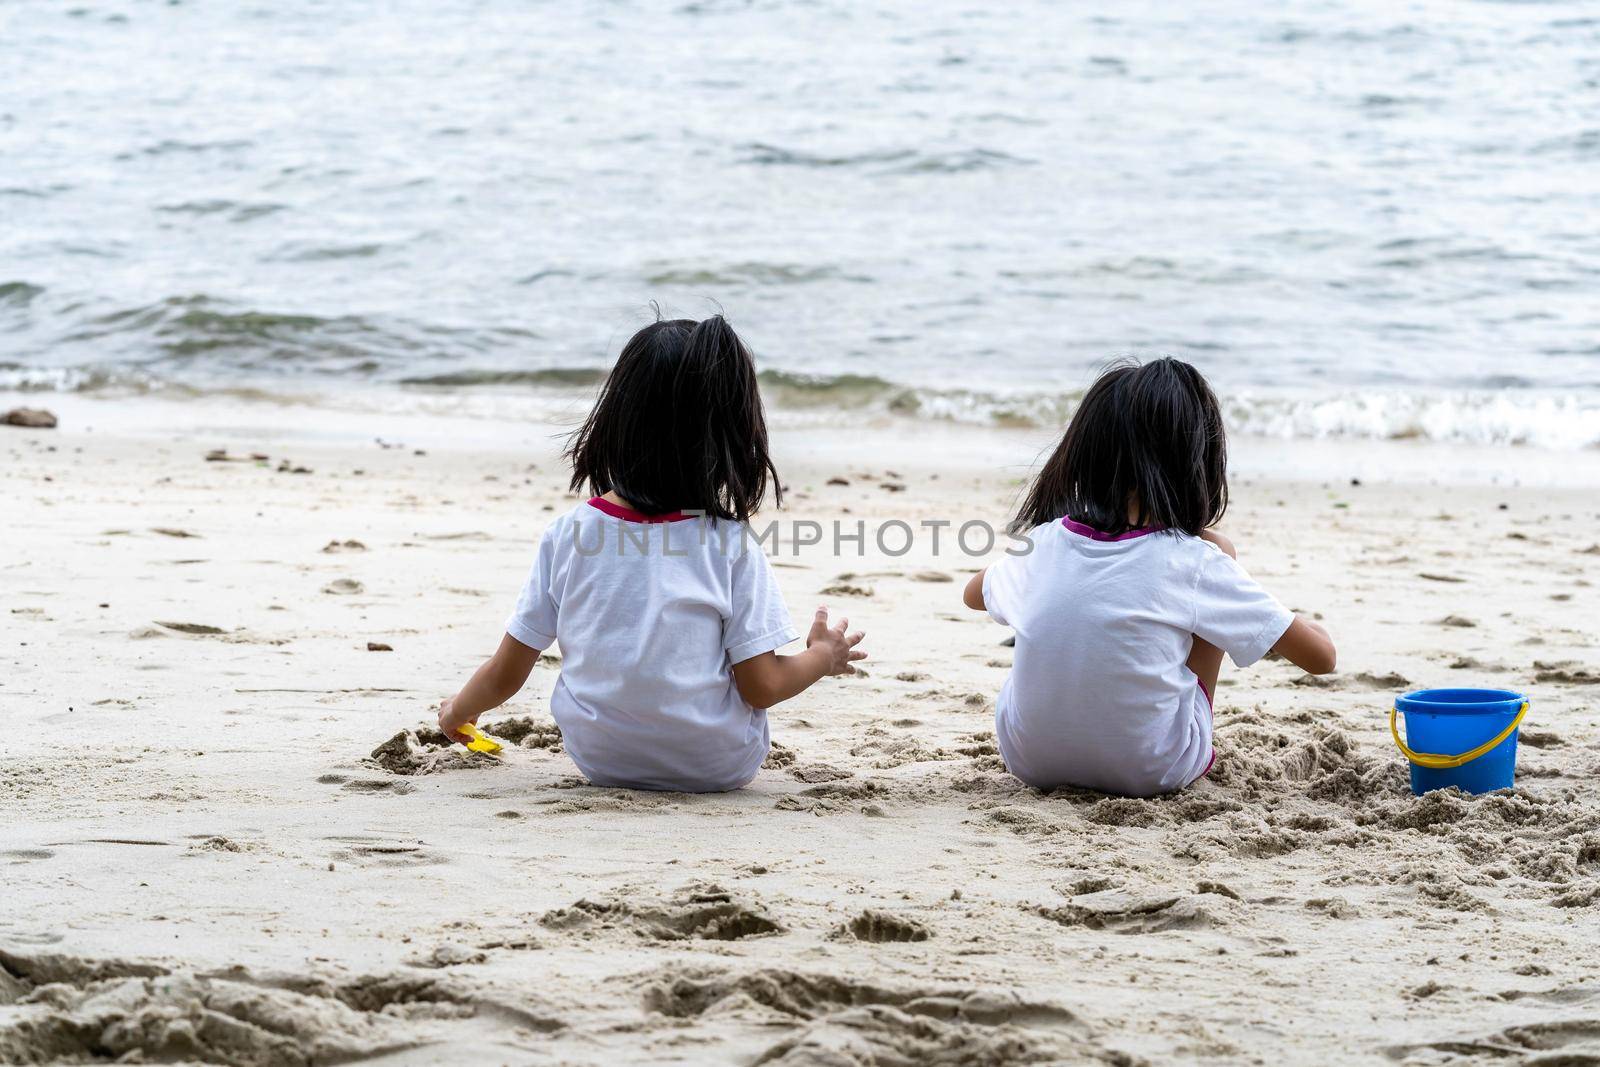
left=732, top=606, right=865, bottom=708
left=1272, top=616, right=1336, bottom=675
left=1203, top=528, right=1335, bottom=674
left=963, top=568, right=987, bottom=610
left=438, top=633, right=540, bottom=741
left=1200, top=527, right=1236, bottom=559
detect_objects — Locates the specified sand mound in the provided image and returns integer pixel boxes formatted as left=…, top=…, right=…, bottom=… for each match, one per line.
left=1035, top=889, right=1215, bottom=934
left=850, top=726, right=961, bottom=768
left=1163, top=710, right=1600, bottom=911
left=1207, top=716, right=1403, bottom=801
left=638, top=966, right=1138, bottom=1066
left=1387, top=1016, right=1600, bottom=1062
left=368, top=715, right=560, bottom=775
left=837, top=910, right=932, bottom=943
left=479, top=715, right=563, bottom=752
left=367, top=727, right=493, bottom=775
left=541, top=883, right=782, bottom=942
left=0, top=947, right=559, bottom=1066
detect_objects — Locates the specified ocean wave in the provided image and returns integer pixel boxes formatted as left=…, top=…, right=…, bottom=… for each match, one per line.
left=34, top=295, right=510, bottom=374
left=267, top=241, right=390, bottom=263
left=740, top=143, right=1031, bottom=173
left=0, top=364, right=169, bottom=394
left=1223, top=390, right=1600, bottom=450
left=643, top=263, right=865, bottom=286
left=155, top=200, right=286, bottom=223
left=393, top=371, right=1600, bottom=449
left=0, top=281, right=45, bottom=307
left=5, top=359, right=1596, bottom=450
left=399, top=368, right=901, bottom=400
left=400, top=367, right=606, bottom=388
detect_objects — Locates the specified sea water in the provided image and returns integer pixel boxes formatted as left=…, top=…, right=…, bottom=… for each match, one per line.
left=4, top=0, right=1598, bottom=447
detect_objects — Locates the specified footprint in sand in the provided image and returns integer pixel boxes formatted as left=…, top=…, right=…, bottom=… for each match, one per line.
left=777, top=779, right=888, bottom=817
left=323, top=834, right=441, bottom=868
left=1034, top=888, right=1214, bottom=934
left=1, top=849, right=54, bottom=864
left=154, top=620, right=226, bottom=635
left=320, top=539, right=367, bottom=553
left=340, top=778, right=417, bottom=795
left=1290, top=670, right=1409, bottom=691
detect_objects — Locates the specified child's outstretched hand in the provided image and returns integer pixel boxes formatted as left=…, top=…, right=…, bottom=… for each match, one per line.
left=806, top=606, right=867, bottom=676
left=437, top=696, right=479, bottom=745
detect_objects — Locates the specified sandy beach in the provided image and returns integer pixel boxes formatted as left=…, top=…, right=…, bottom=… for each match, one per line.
left=3, top=401, right=1599, bottom=1065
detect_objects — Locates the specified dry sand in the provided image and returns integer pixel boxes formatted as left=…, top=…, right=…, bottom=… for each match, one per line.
left=3, top=403, right=1599, bottom=1065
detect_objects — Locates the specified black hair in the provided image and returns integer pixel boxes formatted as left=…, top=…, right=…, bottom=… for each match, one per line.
left=1013, top=357, right=1227, bottom=537
left=566, top=313, right=781, bottom=522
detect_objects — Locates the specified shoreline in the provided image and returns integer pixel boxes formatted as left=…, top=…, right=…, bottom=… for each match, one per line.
left=8, top=388, right=1600, bottom=490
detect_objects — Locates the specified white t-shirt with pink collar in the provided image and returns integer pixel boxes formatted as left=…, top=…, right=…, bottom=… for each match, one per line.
left=983, top=518, right=1293, bottom=797
left=505, top=498, right=797, bottom=792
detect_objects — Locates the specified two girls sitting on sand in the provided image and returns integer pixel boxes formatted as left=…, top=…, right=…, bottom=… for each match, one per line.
left=437, top=316, right=1336, bottom=798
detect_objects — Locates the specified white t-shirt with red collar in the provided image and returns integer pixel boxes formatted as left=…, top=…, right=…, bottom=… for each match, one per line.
left=505, top=498, right=797, bottom=792
left=983, top=518, right=1293, bottom=797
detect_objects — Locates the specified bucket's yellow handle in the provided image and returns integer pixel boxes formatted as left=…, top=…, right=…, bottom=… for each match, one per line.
left=1390, top=702, right=1527, bottom=770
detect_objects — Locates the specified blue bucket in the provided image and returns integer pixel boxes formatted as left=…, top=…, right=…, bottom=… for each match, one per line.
left=1391, top=688, right=1527, bottom=796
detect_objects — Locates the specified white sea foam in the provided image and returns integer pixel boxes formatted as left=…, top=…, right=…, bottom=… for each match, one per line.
left=1223, top=390, right=1600, bottom=451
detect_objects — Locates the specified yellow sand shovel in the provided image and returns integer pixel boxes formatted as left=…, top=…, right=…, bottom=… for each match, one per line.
left=456, top=722, right=503, bottom=755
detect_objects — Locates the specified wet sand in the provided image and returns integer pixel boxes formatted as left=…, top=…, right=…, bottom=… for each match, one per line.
left=3, top=411, right=1599, bottom=1065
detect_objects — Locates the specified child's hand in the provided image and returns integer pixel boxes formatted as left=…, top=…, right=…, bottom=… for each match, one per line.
left=806, top=606, right=867, bottom=677
left=437, top=696, right=479, bottom=745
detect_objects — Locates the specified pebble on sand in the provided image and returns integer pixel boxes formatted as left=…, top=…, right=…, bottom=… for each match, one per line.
left=2, top=407, right=57, bottom=429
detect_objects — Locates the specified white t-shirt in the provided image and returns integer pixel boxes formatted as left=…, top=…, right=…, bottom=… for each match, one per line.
left=983, top=519, right=1294, bottom=797
left=505, top=498, right=798, bottom=792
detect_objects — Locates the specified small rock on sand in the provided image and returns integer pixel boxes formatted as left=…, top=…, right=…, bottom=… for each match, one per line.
left=323, top=579, right=364, bottom=595
left=1, top=407, right=57, bottom=429
left=366, top=641, right=393, bottom=652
